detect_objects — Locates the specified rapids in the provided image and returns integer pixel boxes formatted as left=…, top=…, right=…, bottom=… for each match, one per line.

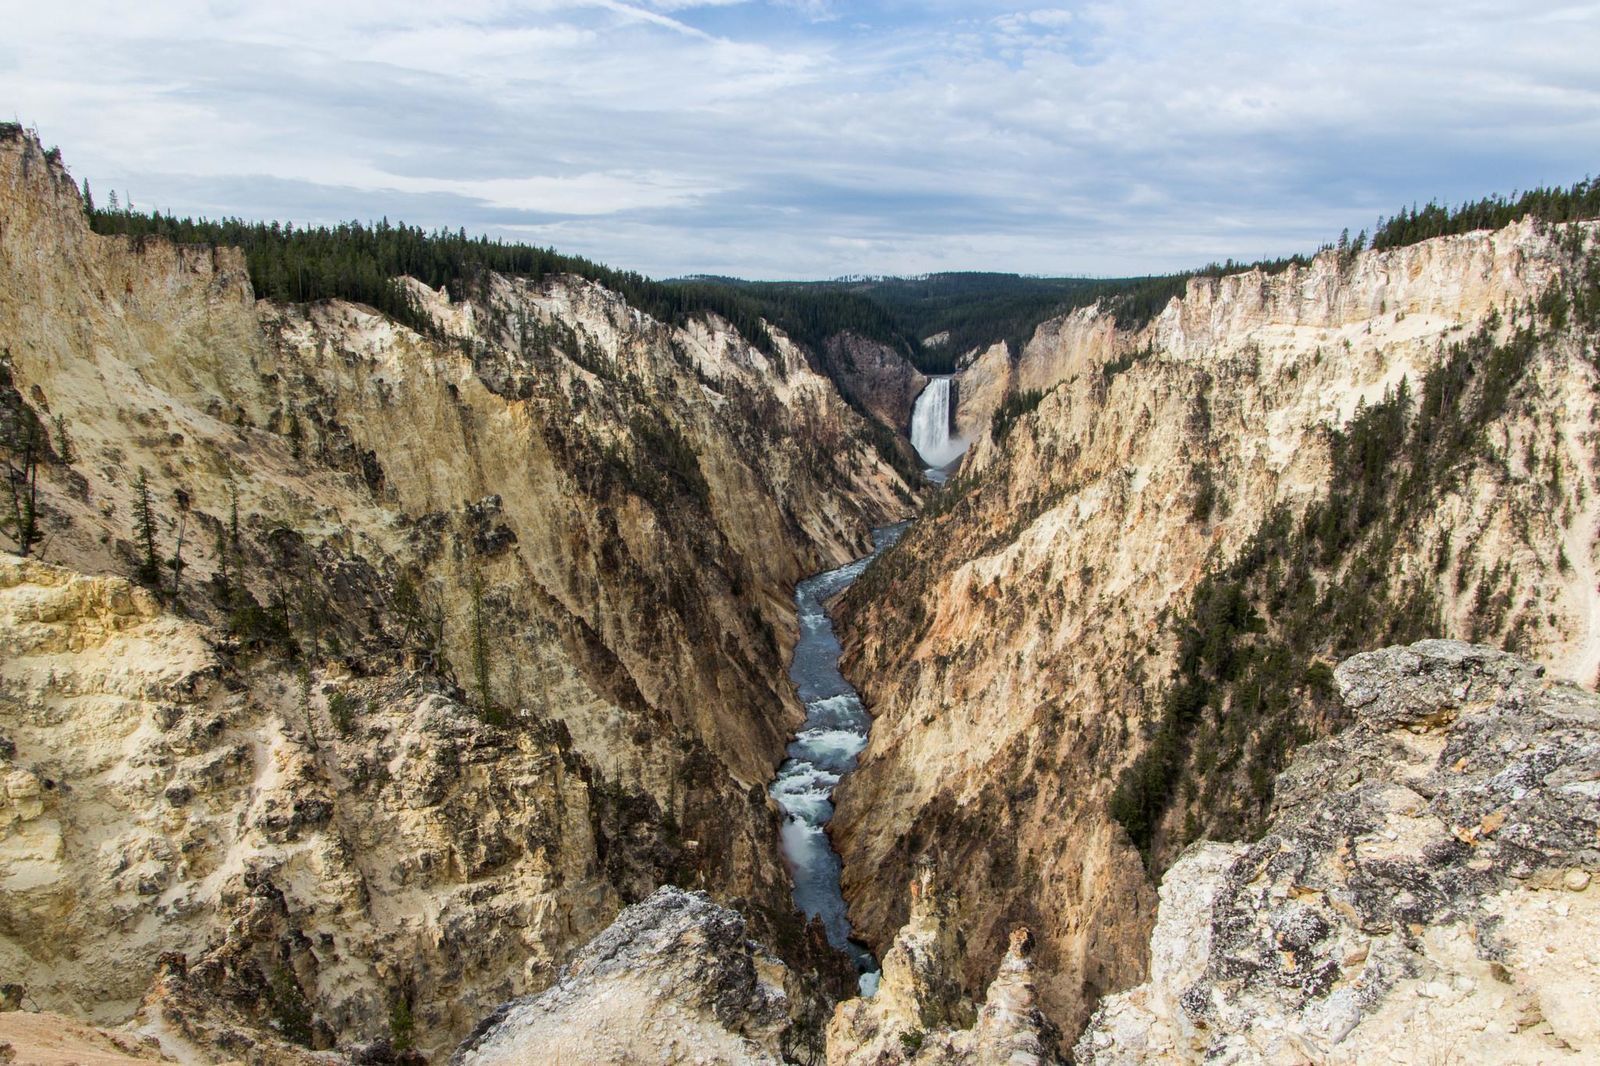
left=770, top=522, right=908, bottom=992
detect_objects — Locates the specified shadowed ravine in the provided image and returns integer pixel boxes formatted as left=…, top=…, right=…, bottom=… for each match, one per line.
left=770, top=522, right=909, bottom=993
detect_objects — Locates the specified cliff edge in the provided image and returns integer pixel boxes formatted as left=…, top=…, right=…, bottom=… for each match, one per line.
left=1077, top=640, right=1600, bottom=1063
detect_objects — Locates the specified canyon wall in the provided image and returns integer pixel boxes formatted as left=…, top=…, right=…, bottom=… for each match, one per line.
left=0, top=127, right=912, bottom=1057
left=819, top=331, right=929, bottom=436
left=835, top=216, right=1600, bottom=1048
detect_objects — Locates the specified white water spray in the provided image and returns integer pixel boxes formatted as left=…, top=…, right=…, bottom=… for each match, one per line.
left=909, top=377, right=967, bottom=470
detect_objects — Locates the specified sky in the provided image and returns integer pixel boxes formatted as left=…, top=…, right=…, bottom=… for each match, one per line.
left=3, top=1, right=1598, bottom=279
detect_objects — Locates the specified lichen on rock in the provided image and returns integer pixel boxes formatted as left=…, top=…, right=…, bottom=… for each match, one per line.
left=1076, top=639, right=1600, bottom=1064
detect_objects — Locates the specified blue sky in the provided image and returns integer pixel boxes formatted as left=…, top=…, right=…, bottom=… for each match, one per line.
left=3, top=1, right=1597, bottom=278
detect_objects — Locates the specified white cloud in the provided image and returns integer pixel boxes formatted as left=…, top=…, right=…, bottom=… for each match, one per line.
left=2, top=0, right=1596, bottom=277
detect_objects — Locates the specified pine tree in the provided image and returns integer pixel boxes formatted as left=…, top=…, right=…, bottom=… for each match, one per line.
left=297, top=664, right=318, bottom=752
left=469, top=571, right=500, bottom=724
left=3, top=421, right=41, bottom=557
left=169, top=487, right=190, bottom=597
left=213, top=521, right=230, bottom=600
left=50, top=414, right=74, bottom=463
left=132, top=471, right=161, bottom=587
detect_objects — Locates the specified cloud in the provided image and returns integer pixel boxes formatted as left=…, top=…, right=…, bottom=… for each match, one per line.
left=2, top=0, right=1596, bottom=278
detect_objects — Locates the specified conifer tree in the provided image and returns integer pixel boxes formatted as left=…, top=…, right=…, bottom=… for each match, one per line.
left=214, top=521, right=230, bottom=600
left=132, top=471, right=161, bottom=587
left=50, top=414, right=73, bottom=463
left=169, top=488, right=191, bottom=597
left=469, top=570, right=500, bottom=724
left=2, top=422, right=41, bottom=558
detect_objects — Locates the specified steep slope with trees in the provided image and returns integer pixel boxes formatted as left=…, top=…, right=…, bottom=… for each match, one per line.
left=832, top=212, right=1600, bottom=1049
left=0, top=126, right=910, bottom=1058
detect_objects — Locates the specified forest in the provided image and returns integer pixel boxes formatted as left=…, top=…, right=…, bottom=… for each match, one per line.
left=86, top=202, right=791, bottom=356
left=1371, top=178, right=1600, bottom=250
left=86, top=195, right=1148, bottom=373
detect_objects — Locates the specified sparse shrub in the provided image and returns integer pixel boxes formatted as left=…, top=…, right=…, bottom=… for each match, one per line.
left=389, top=997, right=415, bottom=1052
left=267, top=964, right=313, bottom=1047
left=328, top=691, right=358, bottom=737
left=1190, top=463, right=1218, bottom=522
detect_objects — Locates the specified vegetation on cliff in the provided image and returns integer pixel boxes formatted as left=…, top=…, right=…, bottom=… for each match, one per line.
left=1111, top=230, right=1600, bottom=864
left=1371, top=176, right=1600, bottom=251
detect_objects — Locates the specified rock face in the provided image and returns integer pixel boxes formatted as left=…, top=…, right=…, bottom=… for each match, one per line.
left=1077, top=640, right=1600, bottom=1064
left=824, top=863, right=1059, bottom=1065
left=0, top=126, right=910, bottom=1056
left=452, top=886, right=792, bottom=1066
left=833, top=217, right=1600, bottom=1047
left=819, top=332, right=928, bottom=434
left=0, top=550, right=614, bottom=1056
left=0, top=1009, right=175, bottom=1065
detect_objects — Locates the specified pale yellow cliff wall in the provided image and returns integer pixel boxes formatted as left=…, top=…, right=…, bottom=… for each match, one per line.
left=835, top=217, right=1600, bottom=1045
left=0, top=128, right=911, bottom=1055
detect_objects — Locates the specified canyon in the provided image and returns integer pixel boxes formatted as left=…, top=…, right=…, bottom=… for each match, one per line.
left=832, top=212, right=1600, bottom=1055
left=0, top=126, right=908, bottom=1061
left=2, top=122, right=1598, bottom=1065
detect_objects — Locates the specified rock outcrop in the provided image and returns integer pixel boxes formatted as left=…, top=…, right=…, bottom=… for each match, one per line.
left=825, top=862, right=1058, bottom=1065
left=452, top=886, right=792, bottom=1066
left=819, top=332, right=929, bottom=435
left=834, top=216, right=1600, bottom=1047
left=1077, top=640, right=1600, bottom=1063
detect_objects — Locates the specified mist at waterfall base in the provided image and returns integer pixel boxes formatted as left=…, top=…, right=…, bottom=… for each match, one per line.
left=910, top=376, right=968, bottom=481
left=771, top=523, right=908, bottom=997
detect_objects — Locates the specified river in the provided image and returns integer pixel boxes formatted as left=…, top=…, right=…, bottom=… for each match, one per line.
left=769, top=522, right=908, bottom=994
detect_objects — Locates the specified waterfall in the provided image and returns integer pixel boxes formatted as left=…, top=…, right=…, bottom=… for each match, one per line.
left=909, top=376, right=966, bottom=472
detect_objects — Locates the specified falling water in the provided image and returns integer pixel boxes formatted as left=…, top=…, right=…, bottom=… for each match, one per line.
left=909, top=376, right=967, bottom=478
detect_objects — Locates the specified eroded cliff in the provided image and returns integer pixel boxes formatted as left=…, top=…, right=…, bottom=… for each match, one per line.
left=834, top=216, right=1600, bottom=1047
left=1077, top=641, right=1599, bottom=1063
left=0, top=127, right=912, bottom=1057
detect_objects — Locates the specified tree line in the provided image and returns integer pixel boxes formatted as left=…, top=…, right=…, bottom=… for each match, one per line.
left=1371, top=177, right=1600, bottom=251
left=86, top=199, right=921, bottom=363
left=84, top=173, right=1598, bottom=374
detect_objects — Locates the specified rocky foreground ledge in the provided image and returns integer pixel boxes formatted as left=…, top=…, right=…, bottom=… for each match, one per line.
left=450, top=887, right=794, bottom=1065
left=1077, top=640, right=1600, bottom=1064
left=444, top=870, right=1057, bottom=1066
